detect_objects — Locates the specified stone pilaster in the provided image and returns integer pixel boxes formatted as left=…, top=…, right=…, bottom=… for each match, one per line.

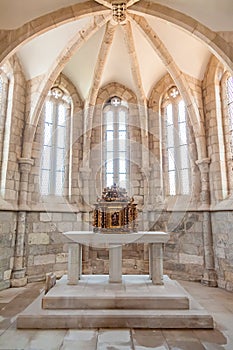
left=196, top=158, right=217, bottom=287
left=18, top=157, right=34, bottom=209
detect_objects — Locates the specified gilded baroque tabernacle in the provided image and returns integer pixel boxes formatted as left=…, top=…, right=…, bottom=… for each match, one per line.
left=93, top=184, right=138, bottom=233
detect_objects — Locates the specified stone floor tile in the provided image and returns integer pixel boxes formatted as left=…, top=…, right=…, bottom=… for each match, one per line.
left=194, top=329, right=227, bottom=346
left=98, top=329, right=131, bottom=343
left=200, top=343, right=226, bottom=349
left=97, top=345, right=131, bottom=350
left=0, top=287, right=26, bottom=303
left=0, top=325, right=36, bottom=349
left=26, top=329, right=66, bottom=350
left=97, top=329, right=132, bottom=349
left=132, top=329, right=169, bottom=349
left=60, top=329, right=98, bottom=350
left=165, top=340, right=206, bottom=350
left=134, top=346, right=168, bottom=350
left=162, top=330, right=206, bottom=350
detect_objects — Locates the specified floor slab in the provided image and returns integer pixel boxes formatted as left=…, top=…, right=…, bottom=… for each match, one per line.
left=1, top=279, right=233, bottom=349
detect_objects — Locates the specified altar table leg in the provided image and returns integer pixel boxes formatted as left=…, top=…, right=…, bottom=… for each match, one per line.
left=68, top=243, right=82, bottom=285
left=151, top=243, right=164, bottom=285
left=109, top=244, right=122, bottom=283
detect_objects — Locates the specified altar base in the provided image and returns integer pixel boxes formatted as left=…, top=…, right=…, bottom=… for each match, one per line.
left=17, top=275, right=213, bottom=329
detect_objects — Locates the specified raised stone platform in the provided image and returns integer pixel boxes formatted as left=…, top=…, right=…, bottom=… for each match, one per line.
left=17, top=275, right=214, bottom=329
left=42, top=275, right=189, bottom=310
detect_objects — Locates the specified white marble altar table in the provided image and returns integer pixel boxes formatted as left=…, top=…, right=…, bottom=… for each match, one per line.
left=63, top=231, right=170, bottom=285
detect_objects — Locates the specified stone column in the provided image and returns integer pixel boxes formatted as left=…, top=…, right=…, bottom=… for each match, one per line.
left=11, top=158, right=34, bottom=287
left=195, top=158, right=211, bottom=209
left=150, top=243, right=164, bottom=285
left=202, top=212, right=217, bottom=286
left=11, top=211, right=27, bottom=287
left=18, top=157, right=34, bottom=209
left=141, top=167, right=151, bottom=231
left=196, top=158, right=217, bottom=286
left=109, top=244, right=122, bottom=283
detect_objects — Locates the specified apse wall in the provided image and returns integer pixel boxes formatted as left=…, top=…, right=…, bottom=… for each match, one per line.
left=1, top=54, right=233, bottom=292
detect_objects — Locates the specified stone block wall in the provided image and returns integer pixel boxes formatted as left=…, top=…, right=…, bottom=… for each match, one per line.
left=83, top=210, right=205, bottom=281
left=19, top=209, right=205, bottom=283
left=1, top=208, right=232, bottom=289
left=211, top=210, right=233, bottom=291
left=150, top=210, right=205, bottom=281
left=25, top=211, right=83, bottom=282
left=0, top=211, right=17, bottom=290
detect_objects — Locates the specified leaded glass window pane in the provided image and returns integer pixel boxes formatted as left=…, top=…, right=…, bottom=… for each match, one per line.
left=181, top=168, right=190, bottom=194
left=227, top=76, right=233, bottom=132
left=40, top=88, right=70, bottom=195
left=178, top=100, right=186, bottom=122
left=55, top=171, right=64, bottom=196
left=169, top=171, right=176, bottom=195
left=45, top=101, right=53, bottom=123
left=166, top=104, right=173, bottom=125
left=103, top=97, right=129, bottom=188
left=41, top=170, right=50, bottom=195
left=167, top=125, right=174, bottom=148
left=106, top=173, right=113, bottom=187
left=168, top=149, right=175, bottom=171
left=227, top=76, right=233, bottom=103
left=164, top=89, right=190, bottom=196
left=0, top=76, right=3, bottom=106
left=106, top=160, right=113, bottom=173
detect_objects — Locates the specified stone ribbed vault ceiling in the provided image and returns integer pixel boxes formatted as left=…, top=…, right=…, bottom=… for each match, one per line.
left=3, top=0, right=232, bottom=101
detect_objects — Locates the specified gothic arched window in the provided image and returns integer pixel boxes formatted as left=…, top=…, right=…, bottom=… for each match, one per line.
left=102, top=96, right=129, bottom=189
left=40, top=87, right=71, bottom=196
left=162, top=86, right=190, bottom=196
left=0, top=69, right=10, bottom=197
left=226, top=76, right=233, bottom=143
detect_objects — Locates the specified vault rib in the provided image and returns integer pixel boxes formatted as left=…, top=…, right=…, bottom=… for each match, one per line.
left=130, top=13, right=207, bottom=159
left=94, top=0, right=112, bottom=9
left=22, top=14, right=111, bottom=159
left=122, top=21, right=146, bottom=104
left=122, top=21, right=150, bottom=179
left=83, top=20, right=117, bottom=167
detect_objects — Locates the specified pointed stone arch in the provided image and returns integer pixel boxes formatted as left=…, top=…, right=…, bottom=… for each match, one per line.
left=21, top=14, right=109, bottom=159
left=97, top=82, right=137, bottom=105
left=0, top=2, right=232, bottom=74
left=0, top=2, right=109, bottom=65
left=129, top=1, right=233, bottom=72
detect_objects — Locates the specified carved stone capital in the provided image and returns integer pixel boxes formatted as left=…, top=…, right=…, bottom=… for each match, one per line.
left=195, top=158, right=210, bottom=174
left=18, top=158, right=34, bottom=173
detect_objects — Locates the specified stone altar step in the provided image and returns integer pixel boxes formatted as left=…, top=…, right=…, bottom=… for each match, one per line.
left=42, top=295, right=189, bottom=310
left=17, top=294, right=213, bottom=329
left=42, top=275, right=189, bottom=310
left=17, top=275, right=214, bottom=329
